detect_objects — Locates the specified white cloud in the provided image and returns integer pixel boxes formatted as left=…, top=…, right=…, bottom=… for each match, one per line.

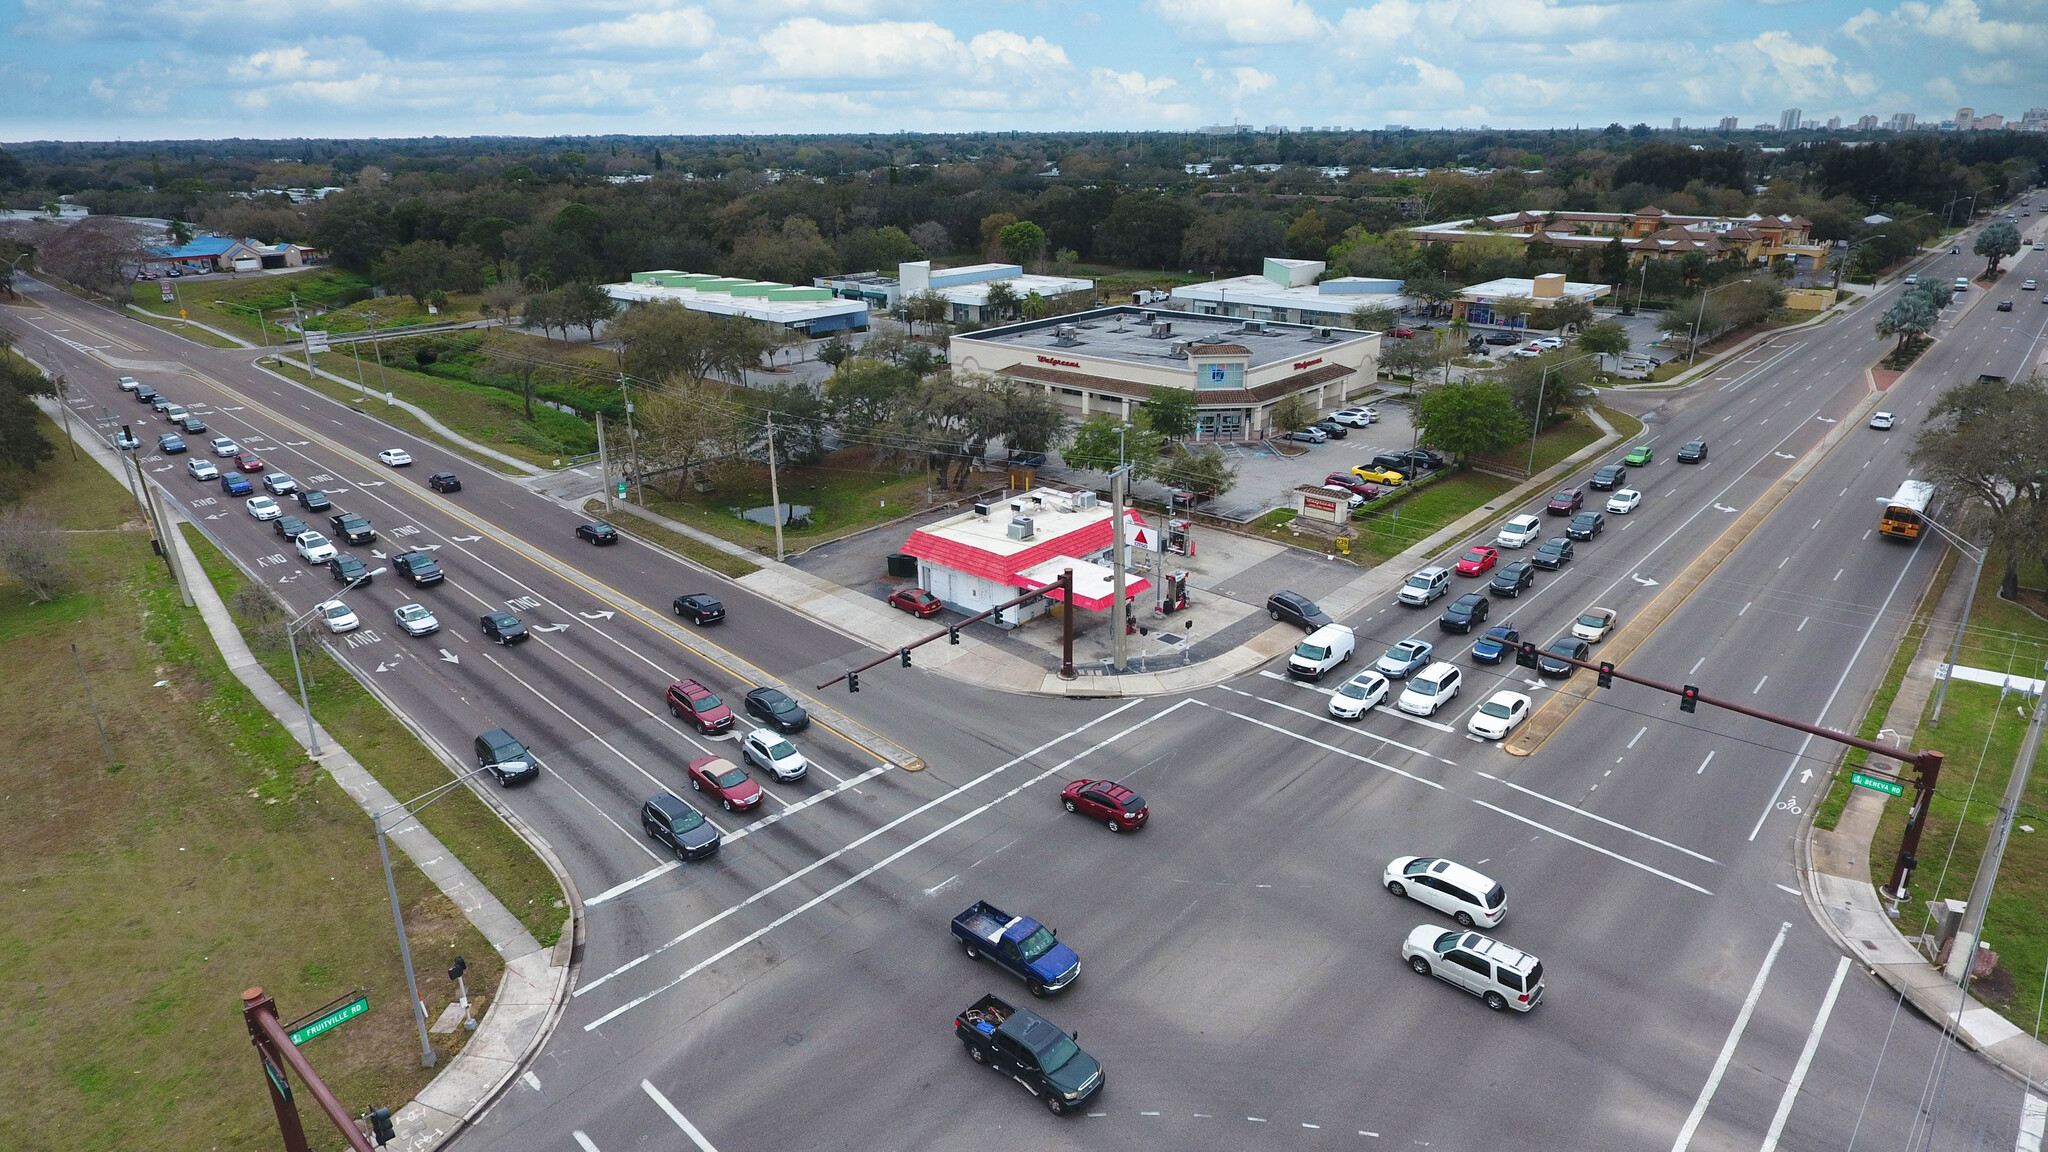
left=757, top=18, right=1067, bottom=80
left=1147, top=0, right=1328, bottom=43
left=1230, top=66, right=1276, bottom=96
left=1925, top=74, right=1961, bottom=104
left=559, top=7, right=716, bottom=52
left=1835, top=0, right=2045, bottom=51
left=1961, top=59, right=2014, bottom=82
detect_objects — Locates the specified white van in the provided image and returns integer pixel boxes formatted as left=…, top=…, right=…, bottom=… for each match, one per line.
left=1288, top=624, right=1355, bottom=680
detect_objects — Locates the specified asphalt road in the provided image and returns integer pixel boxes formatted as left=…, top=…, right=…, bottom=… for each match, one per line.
left=8, top=217, right=2047, bottom=1152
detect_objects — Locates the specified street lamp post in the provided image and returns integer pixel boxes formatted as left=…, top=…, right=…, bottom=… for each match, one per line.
left=1832, top=234, right=1884, bottom=290
left=1528, top=351, right=1601, bottom=477
left=1687, top=277, right=1757, bottom=365
left=281, top=567, right=386, bottom=754
left=372, top=764, right=498, bottom=1068
left=1911, top=511, right=1989, bottom=726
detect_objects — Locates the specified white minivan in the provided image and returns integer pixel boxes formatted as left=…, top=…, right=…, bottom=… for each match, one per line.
left=1287, top=623, right=1355, bottom=680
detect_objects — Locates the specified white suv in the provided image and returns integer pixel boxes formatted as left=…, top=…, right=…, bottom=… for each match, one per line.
left=1495, top=515, right=1543, bottom=549
left=1397, top=662, right=1462, bottom=716
left=1401, top=926, right=1545, bottom=1012
left=1384, top=856, right=1507, bottom=927
left=1396, top=566, right=1451, bottom=606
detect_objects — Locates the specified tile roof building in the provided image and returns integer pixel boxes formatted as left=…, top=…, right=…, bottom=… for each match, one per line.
left=1408, top=209, right=1829, bottom=270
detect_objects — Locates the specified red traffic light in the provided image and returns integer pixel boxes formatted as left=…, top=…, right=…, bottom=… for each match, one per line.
left=1680, top=684, right=1700, bottom=713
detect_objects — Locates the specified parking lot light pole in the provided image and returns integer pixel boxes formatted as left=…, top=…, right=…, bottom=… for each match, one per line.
left=372, top=765, right=497, bottom=1068
left=281, top=567, right=385, bottom=755
left=1528, top=352, right=1600, bottom=477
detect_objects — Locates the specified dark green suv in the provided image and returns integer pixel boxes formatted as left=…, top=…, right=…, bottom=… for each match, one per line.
left=474, top=728, right=539, bottom=786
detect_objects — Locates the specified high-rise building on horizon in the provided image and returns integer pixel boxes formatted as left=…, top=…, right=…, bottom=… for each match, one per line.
left=1956, top=107, right=1975, bottom=129
left=1672, top=117, right=1682, bottom=130
left=1718, top=116, right=1739, bottom=132
left=1779, top=107, right=1803, bottom=131
left=1888, top=112, right=1917, bottom=131
left=1857, top=115, right=1879, bottom=130
left=1827, top=116, right=1842, bottom=130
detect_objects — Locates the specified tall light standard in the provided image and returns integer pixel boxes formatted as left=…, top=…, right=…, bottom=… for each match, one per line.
left=361, top=310, right=391, bottom=395
left=280, top=568, right=385, bottom=754
left=1904, top=507, right=1988, bottom=726
left=1830, top=234, right=1884, bottom=290
left=372, top=765, right=498, bottom=1068
left=1527, top=351, right=1601, bottom=477
left=1687, top=277, right=1758, bottom=365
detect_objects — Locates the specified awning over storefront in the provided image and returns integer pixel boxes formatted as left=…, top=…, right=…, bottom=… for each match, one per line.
left=1015, top=557, right=1151, bottom=613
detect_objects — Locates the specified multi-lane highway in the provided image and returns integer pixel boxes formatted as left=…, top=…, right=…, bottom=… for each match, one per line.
left=9, top=217, right=2047, bottom=1151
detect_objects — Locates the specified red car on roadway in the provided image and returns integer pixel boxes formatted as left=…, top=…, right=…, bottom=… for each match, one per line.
left=1323, top=473, right=1379, bottom=499
left=1387, top=327, right=1416, bottom=338
left=236, top=454, right=267, bottom=473
left=1546, top=488, right=1583, bottom=515
left=665, top=678, right=735, bottom=734
left=686, top=754, right=762, bottom=812
left=1061, top=779, right=1149, bottom=832
left=1454, top=546, right=1498, bottom=576
left=888, top=588, right=943, bottom=618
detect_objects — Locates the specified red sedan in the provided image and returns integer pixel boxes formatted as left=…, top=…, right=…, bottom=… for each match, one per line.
left=1387, top=327, right=1416, bottom=338
left=1061, top=779, right=1149, bottom=832
left=686, top=755, right=762, bottom=812
left=236, top=454, right=267, bottom=473
left=1323, top=473, right=1379, bottom=499
left=1454, top=546, right=1498, bottom=576
left=665, top=678, right=735, bottom=734
left=888, top=588, right=943, bottom=618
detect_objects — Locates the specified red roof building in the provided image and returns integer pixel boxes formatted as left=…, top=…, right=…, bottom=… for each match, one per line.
left=900, top=488, right=1150, bottom=624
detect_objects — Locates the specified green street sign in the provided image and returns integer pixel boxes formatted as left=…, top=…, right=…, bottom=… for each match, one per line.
left=1851, top=771, right=1904, bottom=797
left=289, top=995, right=368, bottom=1045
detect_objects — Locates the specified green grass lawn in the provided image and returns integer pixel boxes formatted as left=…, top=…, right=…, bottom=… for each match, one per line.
left=262, top=357, right=555, bottom=474
left=582, top=499, right=760, bottom=578
left=130, top=269, right=374, bottom=346
left=0, top=416, right=512, bottom=1152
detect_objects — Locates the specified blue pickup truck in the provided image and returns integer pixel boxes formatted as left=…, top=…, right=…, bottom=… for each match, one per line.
left=951, top=900, right=1081, bottom=997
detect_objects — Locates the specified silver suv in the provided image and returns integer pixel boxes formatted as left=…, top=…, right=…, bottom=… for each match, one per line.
left=1396, top=566, right=1451, bottom=607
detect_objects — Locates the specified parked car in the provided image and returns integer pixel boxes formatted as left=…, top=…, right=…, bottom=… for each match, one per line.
left=744, top=686, right=809, bottom=733
left=888, top=587, right=943, bottom=617
left=1454, top=546, right=1498, bottom=576
left=1267, top=590, right=1332, bottom=630
left=427, top=470, right=462, bottom=493
left=742, top=729, right=808, bottom=783
left=480, top=611, right=528, bottom=645
left=1676, top=438, right=1709, bottom=463
left=1483, top=332, right=1520, bottom=346
left=1622, top=444, right=1654, bottom=467
left=1468, top=692, right=1533, bottom=741
left=1397, top=662, right=1462, bottom=716
left=686, top=754, right=762, bottom=812
left=1495, top=514, right=1543, bottom=549
left=1007, top=451, right=1048, bottom=468
left=1471, top=624, right=1520, bottom=665
left=1397, top=566, right=1452, bottom=607
left=1566, top=511, right=1605, bottom=541
left=393, top=603, right=440, bottom=637
left=673, top=593, right=727, bottom=625
left=1330, top=407, right=1377, bottom=427
left=1545, top=488, right=1583, bottom=515
left=1538, top=636, right=1591, bottom=677
left=1311, top=419, right=1349, bottom=439
left=1060, top=778, right=1149, bottom=832
left=1401, top=927, right=1544, bottom=1012
left=666, top=678, right=735, bottom=733
left=1384, top=856, right=1507, bottom=927
left=576, top=520, right=620, bottom=545
left=1376, top=639, right=1434, bottom=679
left=1282, top=427, right=1327, bottom=444
left=156, top=433, right=187, bottom=454
left=1588, top=463, right=1627, bottom=491
left=1327, top=669, right=1391, bottom=719
left=1321, top=485, right=1367, bottom=510
left=377, top=448, right=413, bottom=467
left=642, top=793, right=720, bottom=860
left=1571, top=607, right=1617, bottom=643
left=1350, top=465, right=1405, bottom=485
left=1605, top=489, right=1643, bottom=514
left=1438, top=593, right=1490, bottom=634
left=1531, top=537, right=1575, bottom=570
left=186, top=458, right=218, bottom=481
left=1489, top=560, right=1536, bottom=597
left=1288, top=624, right=1356, bottom=680
left=1324, top=473, right=1377, bottom=498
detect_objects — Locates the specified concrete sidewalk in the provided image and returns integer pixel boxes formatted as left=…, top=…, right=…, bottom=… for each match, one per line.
left=43, top=398, right=575, bottom=1152
left=1804, top=550, right=2048, bottom=1087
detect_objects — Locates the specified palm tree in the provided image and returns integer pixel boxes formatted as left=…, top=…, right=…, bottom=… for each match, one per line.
left=1022, top=291, right=1048, bottom=320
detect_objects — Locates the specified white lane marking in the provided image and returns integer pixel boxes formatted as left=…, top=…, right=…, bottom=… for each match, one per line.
left=1758, top=956, right=1850, bottom=1152
left=1223, top=708, right=1709, bottom=893
left=1798, top=616, right=1809, bottom=632
left=1833, top=568, right=1844, bottom=581
left=1776, top=883, right=1800, bottom=895
left=1691, top=656, right=1706, bottom=675
left=573, top=1133, right=600, bottom=1152
left=1754, top=675, right=1768, bottom=694
left=1238, top=679, right=1459, bottom=748
left=1626, top=726, right=1647, bottom=749
left=1472, top=773, right=1719, bottom=863
left=642, top=1080, right=720, bottom=1152
left=2018, top=1092, right=2048, bottom=1152
left=1670, top=921, right=1791, bottom=1152
left=584, top=861, right=679, bottom=908
left=521, top=1070, right=541, bottom=1091
left=1739, top=601, right=1750, bottom=616
left=1779, top=556, right=1789, bottom=569
left=582, top=701, right=1181, bottom=1026
left=1697, top=750, right=1716, bottom=775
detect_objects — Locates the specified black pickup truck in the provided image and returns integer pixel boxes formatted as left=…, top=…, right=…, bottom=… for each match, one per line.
left=391, top=550, right=444, bottom=587
left=953, top=993, right=1104, bottom=1115
left=329, top=512, right=375, bottom=545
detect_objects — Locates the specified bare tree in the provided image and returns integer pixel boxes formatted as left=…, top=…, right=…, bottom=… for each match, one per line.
left=0, top=507, right=66, bottom=602
left=38, top=218, right=153, bottom=296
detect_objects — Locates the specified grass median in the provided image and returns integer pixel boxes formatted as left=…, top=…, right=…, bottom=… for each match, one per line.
left=0, top=416, right=512, bottom=1152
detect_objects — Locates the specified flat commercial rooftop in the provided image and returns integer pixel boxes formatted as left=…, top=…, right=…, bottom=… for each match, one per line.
left=961, top=307, right=1367, bottom=370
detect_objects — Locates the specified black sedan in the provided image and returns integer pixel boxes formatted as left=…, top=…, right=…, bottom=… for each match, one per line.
left=1489, top=560, right=1536, bottom=597
left=1588, top=464, right=1626, bottom=491
left=272, top=514, right=309, bottom=540
left=1566, top=511, right=1605, bottom=541
left=745, top=687, right=810, bottom=733
left=296, top=489, right=333, bottom=512
left=1438, top=593, right=1491, bottom=634
left=641, top=793, right=720, bottom=861
left=1472, top=624, right=1520, bottom=665
left=1539, top=636, right=1591, bottom=678
left=1531, top=537, right=1575, bottom=570
left=1677, top=438, right=1709, bottom=463
left=576, top=521, right=620, bottom=545
left=428, top=471, right=462, bottom=493
left=481, top=612, right=529, bottom=644
left=673, top=593, right=727, bottom=625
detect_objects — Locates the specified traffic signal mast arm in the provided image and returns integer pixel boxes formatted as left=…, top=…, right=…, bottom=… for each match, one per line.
left=818, top=569, right=1079, bottom=691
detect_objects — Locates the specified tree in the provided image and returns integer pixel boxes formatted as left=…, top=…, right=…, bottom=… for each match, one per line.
left=979, top=213, right=1020, bottom=261
left=1285, top=209, right=1330, bottom=260
left=1021, top=291, right=1048, bottom=320
left=997, top=220, right=1047, bottom=268
left=0, top=507, right=65, bottom=603
left=1576, top=320, right=1631, bottom=361
left=1599, top=238, right=1630, bottom=286
left=1270, top=393, right=1314, bottom=435
left=842, top=226, right=921, bottom=272
left=1975, top=221, right=2021, bottom=277
left=1415, top=380, right=1523, bottom=461
left=1349, top=303, right=1399, bottom=331
left=747, top=383, right=831, bottom=467
left=1497, top=352, right=1596, bottom=431
left=1493, top=295, right=1536, bottom=329
left=1140, top=386, right=1198, bottom=441
left=1874, top=291, right=1938, bottom=354
left=982, top=280, right=1020, bottom=322
left=36, top=217, right=151, bottom=295
left=1064, top=413, right=1166, bottom=478
left=1378, top=335, right=1435, bottom=383
left=1909, top=373, right=2048, bottom=598
left=1156, top=444, right=1239, bottom=499
left=816, top=335, right=853, bottom=374
left=878, top=372, right=1006, bottom=489
left=614, top=300, right=720, bottom=384
left=1404, top=272, right=1458, bottom=317
left=374, top=240, right=483, bottom=306
left=637, top=380, right=748, bottom=497
left=481, top=333, right=565, bottom=421
left=1533, top=296, right=1594, bottom=333
left=826, top=356, right=918, bottom=435
left=560, top=281, right=618, bottom=341
left=479, top=281, right=524, bottom=326
left=909, top=221, right=951, bottom=258
left=993, top=382, right=1069, bottom=455
left=902, top=290, right=950, bottom=336
left=725, top=216, right=837, bottom=284
left=0, top=348, right=56, bottom=479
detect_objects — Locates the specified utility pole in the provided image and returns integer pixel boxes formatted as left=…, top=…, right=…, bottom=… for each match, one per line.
left=617, top=372, right=641, bottom=505
left=377, top=814, right=435, bottom=1068
left=1944, top=661, right=2048, bottom=981
left=1109, top=464, right=1131, bottom=671
left=52, top=374, right=78, bottom=460
left=289, top=292, right=315, bottom=379
left=765, top=412, right=785, bottom=562
left=595, top=411, right=612, bottom=513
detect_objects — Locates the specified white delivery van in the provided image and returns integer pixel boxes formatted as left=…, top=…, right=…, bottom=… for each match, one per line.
left=1288, top=624, right=1355, bottom=680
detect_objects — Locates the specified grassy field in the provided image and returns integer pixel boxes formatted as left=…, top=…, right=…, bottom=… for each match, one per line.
left=262, top=358, right=552, bottom=474
left=1346, top=470, right=1518, bottom=565
left=1865, top=556, right=2048, bottom=1030
left=0, top=416, right=508, bottom=1152
left=129, top=269, right=376, bottom=345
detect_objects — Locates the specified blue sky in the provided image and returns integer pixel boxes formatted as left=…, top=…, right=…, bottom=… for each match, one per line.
left=1, top=0, right=2042, bottom=141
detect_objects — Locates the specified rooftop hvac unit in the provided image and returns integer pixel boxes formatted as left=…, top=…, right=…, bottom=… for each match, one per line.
left=1167, top=341, right=1189, bottom=359
left=973, top=501, right=992, bottom=517
left=1314, top=326, right=1333, bottom=339
left=1073, top=491, right=1099, bottom=509
left=1140, top=311, right=1157, bottom=325
left=1010, top=499, right=1029, bottom=513
left=1008, top=516, right=1036, bottom=540
left=1150, top=321, right=1173, bottom=338
left=1241, top=319, right=1265, bottom=334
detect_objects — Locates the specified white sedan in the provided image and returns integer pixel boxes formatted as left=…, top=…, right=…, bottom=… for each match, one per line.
left=294, top=531, right=337, bottom=564
left=742, top=728, right=810, bottom=782
left=393, top=603, right=441, bottom=637
left=377, top=448, right=413, bottom=467
left=316, top=599, right=360, bottom=633
left=245, top=495, right=282, bottom=521
left=1869, top=411, right=1895, bottom=430
left=1327, top=669, right=1391, bottom=719
left=211, top=437, right=241, bottom=456
left=1468, top=691, right=1532, bottom=740
left=1605, top=488, right=1642, bottom=514
left=1321, top=484, right=1367, bottom=509
left=186, top=458, right=219, bottom=481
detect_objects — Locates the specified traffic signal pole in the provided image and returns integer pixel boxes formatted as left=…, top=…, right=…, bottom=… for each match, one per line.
left=820, top=569, right=1077, bottom=691
left=1523, top=642, right=1945, bottom=901
left=241, top=988, right=377, bottom=1152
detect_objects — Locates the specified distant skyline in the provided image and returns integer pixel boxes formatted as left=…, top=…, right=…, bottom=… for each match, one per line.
left=1, top=0, right=2044, bottom=141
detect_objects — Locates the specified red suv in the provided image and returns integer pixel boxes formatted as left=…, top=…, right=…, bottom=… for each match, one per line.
left=1060, top=779, right=1149, bottom=832
left=666, top=679, right=735, bottom=734
left=1545, top=489, right=1583, bottom=516
left=686, top=755, right=762, bottom=811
